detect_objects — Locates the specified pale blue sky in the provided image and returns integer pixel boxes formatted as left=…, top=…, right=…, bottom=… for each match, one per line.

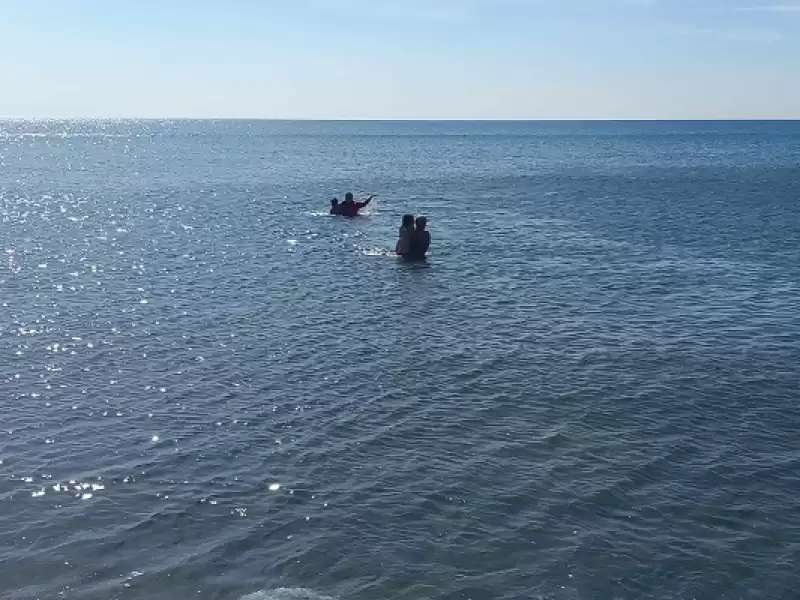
left=1, top=0, right=798, bottom=118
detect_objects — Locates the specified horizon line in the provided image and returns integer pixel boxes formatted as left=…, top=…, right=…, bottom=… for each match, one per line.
left=1, top=116, right=799, bottom=122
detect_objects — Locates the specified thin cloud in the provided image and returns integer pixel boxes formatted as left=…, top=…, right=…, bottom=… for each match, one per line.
left=305, top=0, right=598, bottom=22
left=689, top=26, right=787, bottom=41
left=735, top=3, right=800, bottom=10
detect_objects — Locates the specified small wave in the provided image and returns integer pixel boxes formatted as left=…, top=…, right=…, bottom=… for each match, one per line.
left=240, top=589, right=336, bottom=600
left=359, top=246, right=396, bottom=257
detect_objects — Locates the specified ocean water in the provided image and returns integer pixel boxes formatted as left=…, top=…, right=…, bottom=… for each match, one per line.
left=1, top=119, right=799, bottom=600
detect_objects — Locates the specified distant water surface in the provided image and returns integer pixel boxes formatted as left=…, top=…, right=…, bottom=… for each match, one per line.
left=1, top=120, right=799, bottom=600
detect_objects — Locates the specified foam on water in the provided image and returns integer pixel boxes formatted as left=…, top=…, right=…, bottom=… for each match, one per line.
left=240, top=589, right=336, bottom=600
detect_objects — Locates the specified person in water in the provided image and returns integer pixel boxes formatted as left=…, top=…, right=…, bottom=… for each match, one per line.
left=337, top=192, right=374, bottom=217
left=395, top=214, right=415, bottom=255
left=407, top=216, right=430, bottom=260
left=330, top=198, right=341, bottom=215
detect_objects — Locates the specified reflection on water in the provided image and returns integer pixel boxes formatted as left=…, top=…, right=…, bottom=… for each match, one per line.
left=1, top=119, right=799, bottom=600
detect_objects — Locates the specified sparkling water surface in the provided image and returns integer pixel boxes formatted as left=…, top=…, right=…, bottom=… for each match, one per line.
left=1, top=120, right=799, bottom=600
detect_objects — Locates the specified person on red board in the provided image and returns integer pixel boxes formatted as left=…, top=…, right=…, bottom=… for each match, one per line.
left=336, top=192, right=374, bottom=217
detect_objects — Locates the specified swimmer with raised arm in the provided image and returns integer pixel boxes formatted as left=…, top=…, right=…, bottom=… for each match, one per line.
left=337, top=192, right=375, bottom=217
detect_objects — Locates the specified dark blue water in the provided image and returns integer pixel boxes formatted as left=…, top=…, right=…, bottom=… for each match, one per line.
left=1, top=120, right=799, bottom=600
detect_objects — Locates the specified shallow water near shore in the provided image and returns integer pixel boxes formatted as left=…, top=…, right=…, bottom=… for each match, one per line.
left=1, top=119, right=799, bottom=600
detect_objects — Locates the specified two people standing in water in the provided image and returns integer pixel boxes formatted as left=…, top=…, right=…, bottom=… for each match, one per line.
left=329, top=192, right=430, bottom=259
left=395, top=214, right=430, bottom=260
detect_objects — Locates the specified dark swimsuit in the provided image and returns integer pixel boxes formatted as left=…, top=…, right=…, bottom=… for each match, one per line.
left=338, top=201, right=368, bottom=217
left=406, top=231, right=430, bottom=260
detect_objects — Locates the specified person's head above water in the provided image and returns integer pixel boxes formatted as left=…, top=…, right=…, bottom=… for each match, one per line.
left=331, top=198, right=339, bottom=207
left=344, top=192, right=354, bottom=203
left=402, top=214, right=415, bottom=229
left=415, top=216, right=428, bottom=231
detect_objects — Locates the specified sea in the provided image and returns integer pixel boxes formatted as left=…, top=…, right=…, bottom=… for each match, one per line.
left=1, top=119, right=799, bottom=600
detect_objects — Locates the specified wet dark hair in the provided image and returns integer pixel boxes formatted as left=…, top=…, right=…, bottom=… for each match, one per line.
left=402, top=214, right=415, bottom=228
left=415, top=216, right=427, bottom=230
left=331, top=198, right=339, bottom=206
left=345, top=192, right=354, bottom=202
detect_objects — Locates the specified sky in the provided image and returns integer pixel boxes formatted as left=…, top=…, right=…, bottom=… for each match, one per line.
left=1, top=0, right=799, bottom=119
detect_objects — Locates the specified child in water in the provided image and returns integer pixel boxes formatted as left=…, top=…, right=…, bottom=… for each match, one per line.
left=395, top=214, right=415, bottom=255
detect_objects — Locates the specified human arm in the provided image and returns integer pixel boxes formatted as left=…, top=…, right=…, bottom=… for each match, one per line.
left=356, top=194, right=376, bottom=208
left=420, top=231, right=431, bottom=254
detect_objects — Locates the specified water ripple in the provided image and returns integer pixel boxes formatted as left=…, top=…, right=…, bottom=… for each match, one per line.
left=1, top=119, right=800, bottom=600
